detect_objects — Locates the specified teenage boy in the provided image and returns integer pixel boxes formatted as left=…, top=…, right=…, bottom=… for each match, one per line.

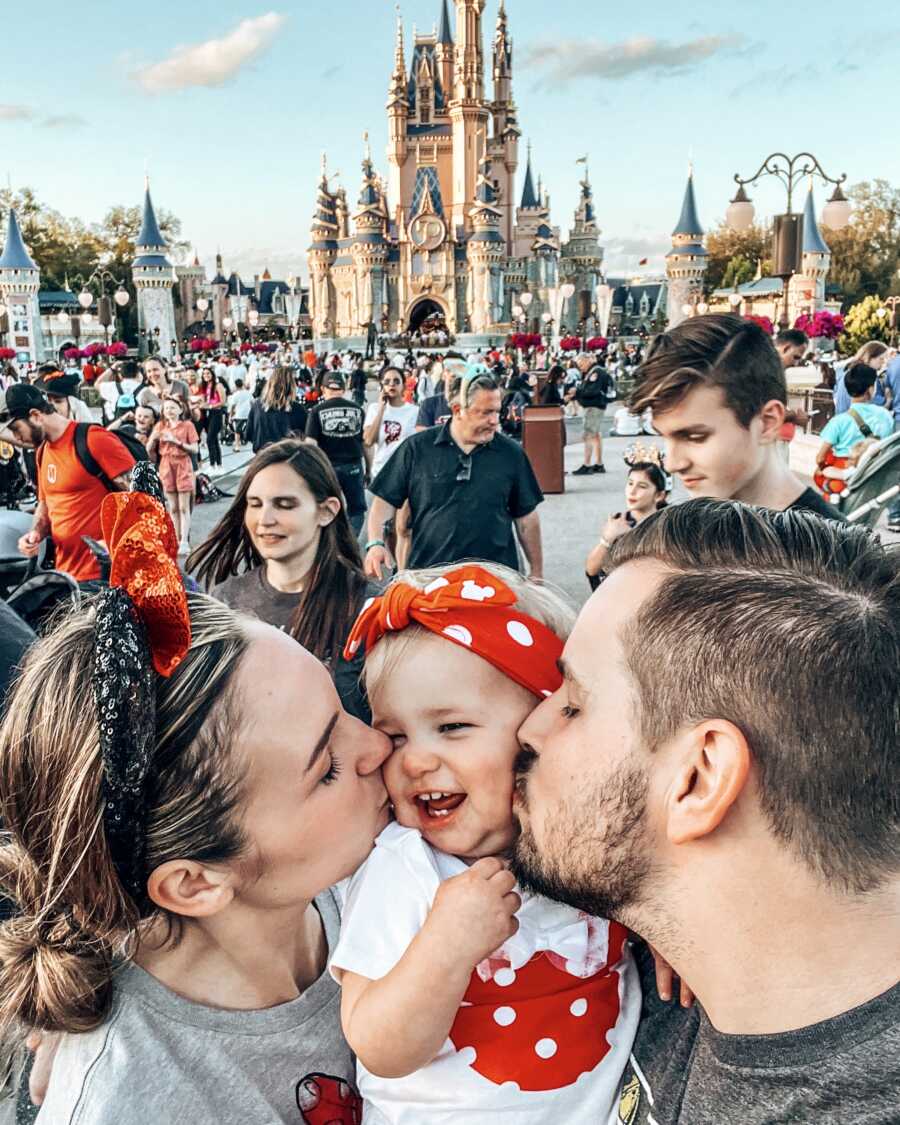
left=630, top=314, right=841, bottom=519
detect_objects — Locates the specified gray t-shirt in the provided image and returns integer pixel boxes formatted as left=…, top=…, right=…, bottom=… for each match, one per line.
left=36, top=890, right=358, bottom=1125
left=618, top=942, right=900, bottom=1124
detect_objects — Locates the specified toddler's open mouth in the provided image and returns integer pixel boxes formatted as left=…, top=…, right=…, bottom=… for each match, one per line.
left=415, top=791, right=467, bottom=821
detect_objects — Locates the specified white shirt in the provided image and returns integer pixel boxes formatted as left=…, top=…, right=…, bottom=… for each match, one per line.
left=364, top=401, right=419, bottom=477
left=613, top=407, right=642, bottom=436
left=331, top=823, right=640, bottom=1125
left=228, top=389, right=254, bottom=421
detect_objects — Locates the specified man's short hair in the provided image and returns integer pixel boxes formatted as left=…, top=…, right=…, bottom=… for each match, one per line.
left=844, top=362, right=877, bottom=398
left=608, top=499, right=900, bottom=894
left=448, top=371, right=499, bottom=408
left=630, top=314, right=786, bottom=427
left=774, top=328, right=809, bottom=349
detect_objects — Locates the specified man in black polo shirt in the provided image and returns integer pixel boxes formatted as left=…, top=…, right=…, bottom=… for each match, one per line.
left=305, top=373, right=367, bottom=534
left=365, top=371, right=544, bottom=577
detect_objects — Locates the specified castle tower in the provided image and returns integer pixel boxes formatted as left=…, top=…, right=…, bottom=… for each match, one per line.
left=174, top=251, right=207, bottom=340
left=560, top=160, right=604, bottom=333
left=788, top=185, right=831, bottom=325
left=450, top=0, right=489, bottom=232
left=210, top=253, right=229, bottom=340
left=665, top=171, right=708, bottom=329
left=352, top=139, right=389, bottom=333
left=435, top=0, right=454, bottom=95
left=489, top=0, right=520, bottom=252
left=0, top=209, right=43, bottom=363
left=132, top=183, right=177, bottom=358
left=467, top=153, right=505, bottom=335
left=386, top=12, right=409, bottom=216
left=307, top=157, right=340, bottom=342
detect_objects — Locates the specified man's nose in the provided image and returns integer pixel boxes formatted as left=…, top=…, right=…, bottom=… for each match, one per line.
left=663, top=440, right=686, bottom=474
left=517, top=691, right=555, bottom=752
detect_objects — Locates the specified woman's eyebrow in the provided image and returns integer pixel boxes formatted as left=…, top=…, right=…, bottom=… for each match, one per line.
left=305, top=713, right=339, bottom=772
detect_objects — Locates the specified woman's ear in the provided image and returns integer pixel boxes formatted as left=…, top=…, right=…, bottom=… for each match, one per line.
left=318, top=496, right=342, bottom=526
left=146, top=860, right=235, bottom=918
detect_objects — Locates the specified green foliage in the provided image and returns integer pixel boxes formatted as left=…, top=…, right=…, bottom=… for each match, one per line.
left=705, top=223, right=772, bottom=292
left=827, top=180, right=900, bottom=308
left=839, top=294, right=891, bottom=354
left=721, top=254, right=755, bottom=289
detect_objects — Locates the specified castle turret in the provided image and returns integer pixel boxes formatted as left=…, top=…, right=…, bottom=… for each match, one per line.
left=132, top=183, right=177, bottom=358
left=435, top=0, right=454, bottom=95
left=467, top=153, right=504, bottom=335
left=560, top=160, right=604, bottom=334
left=352, top=139, right=389, bottom=332
left=386, top=12, right=409, bottom=216
left=489, top=0, right=519, bottom=252
left=174, top=251, right=207, bottom=340
left=450, top=0, right=489, bottom=232
left=210, top=252, right=229, bottom=340
left=665, top=170, right=708, bottom=329
left=0, top=208, right=43, bottom=363
left=788, top=185, right=832, bottom=324
left=307, top=157, right=340, bottom=342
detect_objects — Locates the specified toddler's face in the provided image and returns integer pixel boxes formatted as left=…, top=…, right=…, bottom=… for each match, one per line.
left=371, top=632, right=536, bottom=861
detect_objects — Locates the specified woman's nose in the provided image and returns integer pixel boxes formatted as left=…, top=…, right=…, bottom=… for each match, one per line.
left=355, top=724, right=392, bottom=776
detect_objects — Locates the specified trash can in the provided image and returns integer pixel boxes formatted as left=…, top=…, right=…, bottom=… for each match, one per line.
left=522, top=404, right=565, bottom=494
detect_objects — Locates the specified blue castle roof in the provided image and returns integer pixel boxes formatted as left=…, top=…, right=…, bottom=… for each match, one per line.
left=803, top=188, right=830, bottom=255
left=438, top=0, right=453, bottom=45
left=520, top=151, right=538, bottom=208
left=0, top=209, right=37, bottom=271
left=136, top=187, right=167, bottom=250
left=672, top=173, right=703, bottom=238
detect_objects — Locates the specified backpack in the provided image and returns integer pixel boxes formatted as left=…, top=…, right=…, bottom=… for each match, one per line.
left=72, top=423, right=149, bottom=490
left=113, top=379, right=137, bottom=419
left=847, top=408, right=883, bottom=466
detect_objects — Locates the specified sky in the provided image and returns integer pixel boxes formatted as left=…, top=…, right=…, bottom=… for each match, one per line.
left=3, top=0, right=899, bottom=284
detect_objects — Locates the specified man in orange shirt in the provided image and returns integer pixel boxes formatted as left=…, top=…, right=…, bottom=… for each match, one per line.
left=0, top=384, right=135, bottom=582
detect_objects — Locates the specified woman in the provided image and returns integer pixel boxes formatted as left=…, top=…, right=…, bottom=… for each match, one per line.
left=0, top=575, right=389, bottom=1121
left=198, top=367, right=228, bottom=468
left=187, top=439, right=376, bottom=720
left=585, top=458, right=668, bottom=590
left=147, top=396, right=200, bottom=549
left=363, top=367, right=418, bottom=568
left=539, top=364, right=566, bottom=406
left=245, top=366, right=307, bottom=453
left=834, top=340, right=889, bottom=412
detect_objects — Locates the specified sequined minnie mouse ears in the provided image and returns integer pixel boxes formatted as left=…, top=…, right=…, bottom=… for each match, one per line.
left=93, top=461, right=191, bottom=906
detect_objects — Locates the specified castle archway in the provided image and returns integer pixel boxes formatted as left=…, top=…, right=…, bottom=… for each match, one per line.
left=407, top=298, right=447, bottom=334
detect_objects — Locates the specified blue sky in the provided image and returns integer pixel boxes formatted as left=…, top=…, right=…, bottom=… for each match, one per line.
left=4, top=0, right=897, bottom=282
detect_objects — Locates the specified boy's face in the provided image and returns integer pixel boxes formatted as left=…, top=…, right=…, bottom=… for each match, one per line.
left=372, top=632, right=536, bottom=861
left=651, top=384, right=774, bottom=502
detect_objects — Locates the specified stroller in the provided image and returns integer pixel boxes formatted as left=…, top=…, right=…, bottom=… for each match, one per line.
left=835, top=431, right=900, bottom=529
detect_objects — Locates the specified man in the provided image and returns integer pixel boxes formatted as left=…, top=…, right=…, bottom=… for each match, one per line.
left=305, top=372, right=367, bottom=535
left=365, top=371, right=544, bottom=578
left=573, top=358, right=614, bottom=474
left=227, top=378, right=254, bottom=451
left=773, top=326, right=808, bottom=369
left=512, top=500, right=899, bottom=1123
left=1, top=383, right=134, bottom=582
left=416, top=356, right=463, bottom=430
left=630, top=313, right=841, bottom=518
left=33, top=364, right=92, bottom=422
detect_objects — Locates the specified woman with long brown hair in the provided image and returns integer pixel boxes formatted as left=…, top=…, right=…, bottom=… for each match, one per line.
left=187, top=438, right=377, bottom=719
left=244, top=365, right=307, bottom=453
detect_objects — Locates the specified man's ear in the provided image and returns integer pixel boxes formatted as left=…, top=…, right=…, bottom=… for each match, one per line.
left=757, top=398, right=786, bottom=444
left=665, top=720, right=750, bottom=846
left=146, top=860, right=236, bottom=918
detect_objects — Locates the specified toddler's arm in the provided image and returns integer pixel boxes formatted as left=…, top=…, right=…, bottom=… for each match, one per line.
left=338, top=857, right=519, bottom=1079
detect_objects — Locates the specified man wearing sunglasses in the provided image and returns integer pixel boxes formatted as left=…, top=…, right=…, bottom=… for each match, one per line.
left=365, top=371, right=544, bottom=579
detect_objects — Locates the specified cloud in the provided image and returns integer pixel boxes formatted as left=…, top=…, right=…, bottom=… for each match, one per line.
left=133, top=12, right=286, bottom=93
left=41, top=114, right=87, bottom=129
left=729, top=65, right=813, bottom=100
left=523, top=33, right=752, bottom=84
left=0, top=104, right=34, bottom=122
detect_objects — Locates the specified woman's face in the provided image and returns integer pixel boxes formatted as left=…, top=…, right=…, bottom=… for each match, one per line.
left=232, top=624, right=391, bottom=906
left=381, top=370, right=404, bottom=401
left=244, top=462, right=339, bottom=564
left=625, top=470, right=664, bottom=516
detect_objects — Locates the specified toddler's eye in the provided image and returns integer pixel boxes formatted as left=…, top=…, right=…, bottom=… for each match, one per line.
left=438, top=722, right=469, bottom=734
left=561, top=705, right=580, bottom=719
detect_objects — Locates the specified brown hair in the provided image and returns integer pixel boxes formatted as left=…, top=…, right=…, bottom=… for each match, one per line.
left=0, top=595, right=250, bottom=1039
left=262, top=366, right=297, bottom=411
left=187, top=439, right=366, bottom=664
left=630, top=314, right=786, bottom=427
left=608, top=498, right=900, bottom=894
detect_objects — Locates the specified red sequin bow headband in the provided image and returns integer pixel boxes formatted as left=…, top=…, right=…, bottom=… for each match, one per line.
left=100, top=490, right=191, bottom=676
left=343, top=564, right=563, bottom=700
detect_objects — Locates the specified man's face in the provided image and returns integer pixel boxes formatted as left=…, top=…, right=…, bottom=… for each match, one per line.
left=511, top=561, right=669, bottom=928
left=47, top=394, right=69, bottom=418
left=651, top=384, right=772, bottom=501
left=776, top=341, right=806, bottom=369
left=9, top=412, right=46, bottom=447
left=454, top=388, right=501, bottom=445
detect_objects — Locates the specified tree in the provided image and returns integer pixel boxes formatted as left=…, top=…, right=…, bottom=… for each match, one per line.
left=826, top=180, right=900, bottom=308
left=704, top=223, right=772, bottom=293
left=839, top=294, right=890, bottom=354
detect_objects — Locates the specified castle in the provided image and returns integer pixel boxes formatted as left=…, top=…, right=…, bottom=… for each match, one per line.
left=306, top=0, right=606, bottom=350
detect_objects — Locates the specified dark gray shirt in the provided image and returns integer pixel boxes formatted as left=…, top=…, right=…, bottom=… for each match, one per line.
left=618, top=941, right=900, bottom=1124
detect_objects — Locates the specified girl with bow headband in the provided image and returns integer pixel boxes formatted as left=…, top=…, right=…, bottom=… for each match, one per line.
left=330, top=561, right=643, bottom=1123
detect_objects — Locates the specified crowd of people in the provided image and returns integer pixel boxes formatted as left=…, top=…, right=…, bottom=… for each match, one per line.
left=0, top=312, right=896, bottom=1124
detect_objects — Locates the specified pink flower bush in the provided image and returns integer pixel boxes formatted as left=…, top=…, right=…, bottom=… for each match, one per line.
left=794, top=310, right=844, bottom=339
left=107, top=342, right=128, bottom=357
left=586, top=336, right=608, bottom=352
left=0, top=347, right=16, bottom=360
left=559, top=336, right=582, bottom=352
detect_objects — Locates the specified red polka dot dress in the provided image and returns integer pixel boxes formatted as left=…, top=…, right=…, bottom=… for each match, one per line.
left=331, top=823, right=641, bottom=1124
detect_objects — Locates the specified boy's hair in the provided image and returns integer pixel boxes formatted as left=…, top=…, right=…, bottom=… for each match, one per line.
left=363, top=563, right=575, bottom=703
left=844, top=362, right=877, bottom=398
left=609, top=498, right=900, bottom=895
left=630, top=314, right=786, bottom=427
left=774, top=328, right=808, bottom=349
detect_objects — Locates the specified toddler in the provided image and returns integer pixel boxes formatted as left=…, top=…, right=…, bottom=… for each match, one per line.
left=331, top=563, right=641, bottom=1123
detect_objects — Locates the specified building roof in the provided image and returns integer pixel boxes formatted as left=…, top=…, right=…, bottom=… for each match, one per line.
left=407, top=43, right=446, bottom=113
left=0, top=209, right=38, bottom=271
left=672, top=173, right=703, bottom=238
left=802, top=188, right=830, bottom=255
left=520, top=150, right=538, bottom=208
left=136, top=187, right=167, bottom=250
left=37, top=290, right=77, bottom=308
left=437, top=0, right=453, bottom=45
left=410, top=165, right=445, bottom=218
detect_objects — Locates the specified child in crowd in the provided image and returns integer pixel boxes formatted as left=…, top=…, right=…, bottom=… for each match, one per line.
left=331, top=563, right=641, bottom=1123
left=147, top=395, right=199, bottom=551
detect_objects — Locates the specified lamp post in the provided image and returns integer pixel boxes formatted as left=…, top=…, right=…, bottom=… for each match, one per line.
left=726, top=152, right=850, bottom=329
left=248, top=307, right=259, bottom=344
left=680, top=289, right=709, bottom=319
left=519, top=290, right=534, bottom=333
left=71, top=269, right=131, bottom=345
left=876, top=296, right=900, bottom=346
left=196, top=296, right=210, bottom=342
left=728, top=288, right=742, bottom=316
left=222, top=315, right=234, bottom=350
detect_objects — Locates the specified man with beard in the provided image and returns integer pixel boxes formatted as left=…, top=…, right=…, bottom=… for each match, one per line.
left=511, top=499, right=899, bottom=1124
left=1, top=383, right=134, bottom=582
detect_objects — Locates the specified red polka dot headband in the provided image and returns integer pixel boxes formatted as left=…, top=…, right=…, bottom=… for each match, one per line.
left=343, top=564, right=563, bottom=700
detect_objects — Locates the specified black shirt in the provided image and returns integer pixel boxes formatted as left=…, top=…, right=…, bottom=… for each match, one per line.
left=245, top=400, right=307, bottom=453
left=370, top=422, right=543, bottom=571
left=416, top=392, right=452, bottom=429
left=788, top=486, right=846, bottom=521
left=305, top=397, right=364, bottom=464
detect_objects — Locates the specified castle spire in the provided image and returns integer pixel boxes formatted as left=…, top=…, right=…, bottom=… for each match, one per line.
left=0, top=208, right=37, bottom=271
left=802, top=183, right=830, bottom=255
left=672, top=169, right=703, bottom=239
left=437, top=0, right=453, bottom=44
left=136, top=183, right=168, bottom=254
left=520, top=143, right=538, bottom=208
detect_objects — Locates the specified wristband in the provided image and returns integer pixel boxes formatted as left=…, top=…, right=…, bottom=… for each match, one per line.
left=365, top=539, right=385, bottom=551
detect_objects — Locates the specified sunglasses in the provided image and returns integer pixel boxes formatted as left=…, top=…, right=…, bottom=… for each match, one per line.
left=456, top=453, right=472, bottom=482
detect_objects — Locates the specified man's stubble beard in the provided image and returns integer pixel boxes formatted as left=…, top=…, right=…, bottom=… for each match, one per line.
left=511, top=758, right=655, bottom=928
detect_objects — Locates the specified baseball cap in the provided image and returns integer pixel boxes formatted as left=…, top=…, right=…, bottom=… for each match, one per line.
left=323, top=373, right=346, bottom=391
left=0, top=382, right=49, bottom=423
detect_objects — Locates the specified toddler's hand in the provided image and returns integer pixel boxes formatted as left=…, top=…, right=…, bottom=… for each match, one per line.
left=426, top=858, right=520, bottom=967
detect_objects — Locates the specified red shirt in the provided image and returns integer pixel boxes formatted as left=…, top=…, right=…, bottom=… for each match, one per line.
left=36, top=422, right=135, bottom=581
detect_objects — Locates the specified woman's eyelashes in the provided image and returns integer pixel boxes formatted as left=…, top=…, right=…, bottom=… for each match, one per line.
left=320, top=753, right=342, bottom=785
left=561, top=705, right=580, bottom=720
